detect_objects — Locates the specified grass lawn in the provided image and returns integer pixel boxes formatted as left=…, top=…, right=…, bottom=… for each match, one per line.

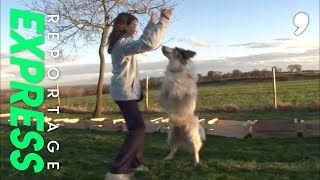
left=1, top=78, right=319, bottom=179
left=1, top=126, right=320, bottom=180
left=1, top=79, right=319, bottom=114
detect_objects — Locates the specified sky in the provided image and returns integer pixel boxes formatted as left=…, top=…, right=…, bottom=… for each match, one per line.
left=1, top=0, right=319, bottom=89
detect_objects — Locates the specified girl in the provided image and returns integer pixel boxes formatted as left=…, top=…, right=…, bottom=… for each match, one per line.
left=105, top=8, right=173, bottom=180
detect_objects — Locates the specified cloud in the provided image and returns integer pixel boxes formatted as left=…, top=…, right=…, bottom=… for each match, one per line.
left=228, top=48, right=319, bottom=62
left=193, top=48, right=319, bottom=74
left=1, top=48, right=319, bottom=89
left=1, top=52, right=10, bottom=59
left=1, top=73, right=16, bottom=79
left=177, top=37, right=210, bottom=47
left=228, top=38, right=318, bottom=52
left=305, top=48, right=320, bottom=54
left=1, top=50, right=49, bottom=66
left=273, top=38, right=292, bottom=41
left=229, top=42, right=277, bottom=49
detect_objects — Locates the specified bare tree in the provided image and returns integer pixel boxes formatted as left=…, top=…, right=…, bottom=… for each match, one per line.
left=287, top=64, right=302, bottom=72
left=207, top=71, right=222, bottom=81
left=232, top=69, right=242, bottom=78
left=23, top=0, right=174, bottom=117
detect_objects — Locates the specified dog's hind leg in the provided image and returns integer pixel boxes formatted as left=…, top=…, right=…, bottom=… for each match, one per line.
left=164, top=124, right=183, bottom=160
left=194, top=126, right=206, bottom=165
left=186, top=121, right=203, bottom=166
left=192, top=133, right=202, bottom=165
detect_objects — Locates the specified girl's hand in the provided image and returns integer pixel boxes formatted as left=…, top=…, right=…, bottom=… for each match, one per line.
left=161, top=7, right=173, bottom=20
left=150, top=11, right=159, bottom=23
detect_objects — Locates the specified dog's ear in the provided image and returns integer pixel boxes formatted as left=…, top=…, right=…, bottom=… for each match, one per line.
left=181, top=50, right=196, bottom=59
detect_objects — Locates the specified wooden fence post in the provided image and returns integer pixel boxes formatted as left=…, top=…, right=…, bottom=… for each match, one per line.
left=56, top=83, right=61, bottom=106
left=272, top=68, right=277, bottom=110
left=145, top=76, right=149, bottom=111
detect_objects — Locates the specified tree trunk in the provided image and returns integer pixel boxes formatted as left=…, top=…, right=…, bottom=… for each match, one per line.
left=92, top=25, right=109, bottom=118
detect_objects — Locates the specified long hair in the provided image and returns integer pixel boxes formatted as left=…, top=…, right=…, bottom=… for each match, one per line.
left=107, top=13, right=137, bottom=54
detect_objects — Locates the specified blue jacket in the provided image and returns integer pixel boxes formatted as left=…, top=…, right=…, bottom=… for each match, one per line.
left=109, top=17, right=169, bottom=101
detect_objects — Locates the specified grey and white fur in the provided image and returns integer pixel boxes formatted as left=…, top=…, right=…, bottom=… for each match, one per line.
left=159, top=46, right=206, bottom=165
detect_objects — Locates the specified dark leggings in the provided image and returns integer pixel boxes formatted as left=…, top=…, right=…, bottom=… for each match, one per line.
left=110, top=100, right=146, bottom=174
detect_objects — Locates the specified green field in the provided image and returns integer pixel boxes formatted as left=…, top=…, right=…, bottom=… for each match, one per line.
left=62, top=79, right=320, bottom=113
left=1, top=78, right=319, bottom=179
left=1, top=79, right=319, bottom=117
left=1, top=79, right=319, bottom=122
left=1, top=126, right=320, bottom=180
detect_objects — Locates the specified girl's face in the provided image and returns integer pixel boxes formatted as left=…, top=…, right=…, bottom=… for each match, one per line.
left=125, top=20, right=138, bottom=37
